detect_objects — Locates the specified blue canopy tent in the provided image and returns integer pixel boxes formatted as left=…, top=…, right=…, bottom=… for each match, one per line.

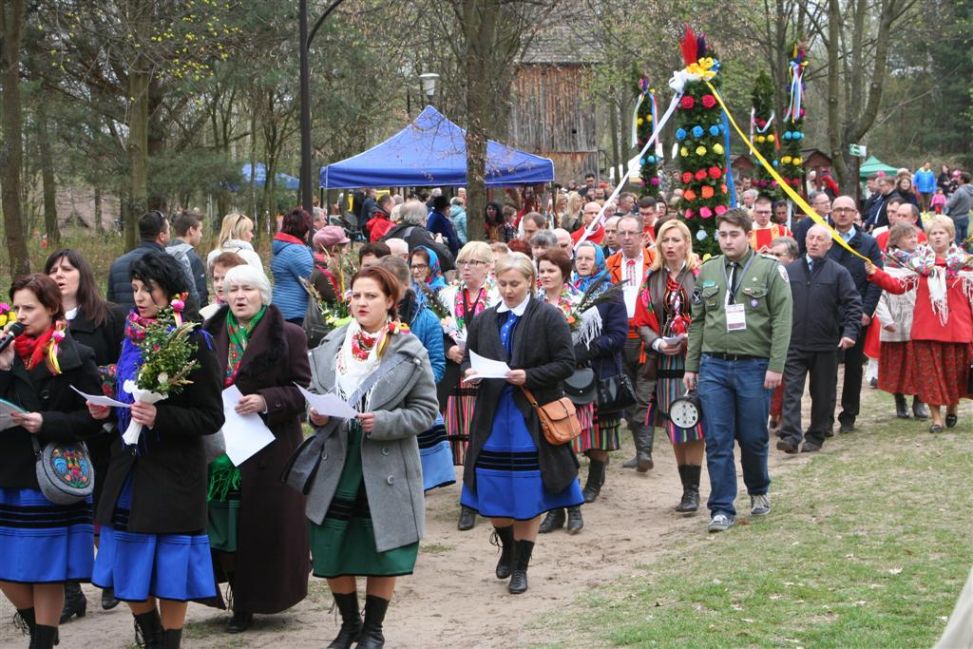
left=319, top=105, right=554, bottom=188
left=241, top=163, right=300, bottom=191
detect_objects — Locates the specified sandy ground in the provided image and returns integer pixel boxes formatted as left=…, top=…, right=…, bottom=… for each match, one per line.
left=1, top=387, right=967, bottom=649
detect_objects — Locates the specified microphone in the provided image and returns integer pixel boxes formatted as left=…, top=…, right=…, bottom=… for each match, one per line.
left=0, top=322, right=25, bottom=353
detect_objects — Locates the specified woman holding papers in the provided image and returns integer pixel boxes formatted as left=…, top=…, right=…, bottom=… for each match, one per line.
left=459, top=252, right=582, bottom=595
left=86, top=252, right=223, bottom=649
left=633, top=220, right=703, bottom=514
left=437, top=241, right=500, bottom=531
left=292, top=265, right=438, bottom=649
left=45, top=247, right=128, bottom=615
left=0, top=273, right=103, bottom=649
left=202, top=263, right=311, bottom=633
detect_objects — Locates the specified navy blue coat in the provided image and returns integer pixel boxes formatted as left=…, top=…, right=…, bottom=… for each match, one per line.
left=105, top=242, right=166, bottom=309
left=825, top=228, right=884, bottom=317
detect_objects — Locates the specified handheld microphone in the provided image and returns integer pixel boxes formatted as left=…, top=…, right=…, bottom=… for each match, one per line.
left=0, top=322, right=26, bottom=353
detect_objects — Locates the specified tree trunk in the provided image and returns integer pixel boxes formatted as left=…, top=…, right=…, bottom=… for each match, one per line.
left=127, top=65, right=150, bottom=250
left=37, top=98, right=60, bottom=246
left=94, top=185, right=104, bottom=234
left=0, top=0, right=31, bottom=277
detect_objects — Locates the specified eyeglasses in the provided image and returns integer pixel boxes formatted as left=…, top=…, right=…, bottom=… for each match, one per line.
left=832, top=207, right=856, bottom=214
left=410, top=264, right=428, bottom=270
left=458, top=260, right=488, bottom=268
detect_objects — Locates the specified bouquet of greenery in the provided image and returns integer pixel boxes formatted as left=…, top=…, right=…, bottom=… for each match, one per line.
left=301, top=277, right=352, bottom=329
left=121, top=305, right=200, bottom=445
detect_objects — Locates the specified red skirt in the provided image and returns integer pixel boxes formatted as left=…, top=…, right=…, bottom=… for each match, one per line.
left=878, top=341, right=914, bottom=395
left=911, top=341, right=972, bottom=406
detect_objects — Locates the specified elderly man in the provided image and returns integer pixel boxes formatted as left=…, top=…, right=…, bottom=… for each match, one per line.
left=381, top=199, right=455, bottom=271
left=386, top=238, right=410, bottom=261
left=795, top=191, right=833, bottom=255
left=875, top=203, right=927, bottom=251
left=607, top=214, right=656, bottom=471
left=530, top=230, right=558, bottom=260
left=602, top=216, right=622, bottom=257
left=570, top=202, right=606, bottom=245
left=826, top=195, right=883, bottom=433
left=777, top=225, right=862, bottom=453
left=552, top=228, right=573, bottom=253
left=767, top=236, right=799, bottom=431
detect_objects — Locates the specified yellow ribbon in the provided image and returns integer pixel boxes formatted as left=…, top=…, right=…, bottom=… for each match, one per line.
left=705, top=82, right=871, bottom=263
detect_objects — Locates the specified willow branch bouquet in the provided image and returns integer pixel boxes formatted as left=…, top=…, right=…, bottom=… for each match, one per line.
left=122, top=303, right=200, bottom=445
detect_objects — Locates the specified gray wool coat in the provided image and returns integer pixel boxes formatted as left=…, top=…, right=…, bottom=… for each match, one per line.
left=294, top=325, right=439, bottom=553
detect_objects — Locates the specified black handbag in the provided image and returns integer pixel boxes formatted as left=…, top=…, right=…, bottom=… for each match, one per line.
left=596, top=373, right=636, bottom=412
left=563, top=367, right=596, bottom=405
left=967, top=360, right=973, bottom=395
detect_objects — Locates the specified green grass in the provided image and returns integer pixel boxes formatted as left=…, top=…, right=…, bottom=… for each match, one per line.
left=535, top=399, right=972, bottom=649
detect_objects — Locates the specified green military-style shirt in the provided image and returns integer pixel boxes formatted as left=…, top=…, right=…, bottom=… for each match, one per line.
left=685, top=249, right=793, bottom=373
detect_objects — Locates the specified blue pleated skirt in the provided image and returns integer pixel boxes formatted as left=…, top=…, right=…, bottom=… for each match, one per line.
left=92, top=478, right=216, bottom=602
left=0, top=488, right=93, bottom=583
left=419, top=414, right=456, bottom=491
left=460, top=389, right=583, bottom=520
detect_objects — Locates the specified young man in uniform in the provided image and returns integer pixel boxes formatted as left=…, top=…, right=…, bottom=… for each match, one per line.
left=684, top=209, right=793, bottom=533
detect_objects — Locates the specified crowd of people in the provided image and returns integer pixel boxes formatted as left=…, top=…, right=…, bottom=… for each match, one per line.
left=0, top=161, right=970, bottom=648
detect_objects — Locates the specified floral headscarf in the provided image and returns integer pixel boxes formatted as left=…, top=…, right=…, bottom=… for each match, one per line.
left=572, top=241, right=610, bottom=294
left=419, top=246, right=447, bottom=292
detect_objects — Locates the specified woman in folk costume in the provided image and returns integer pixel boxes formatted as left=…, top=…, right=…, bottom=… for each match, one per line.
left=634, top=220, right=705, bottom=513
left=292, top=265, right=438, bottom=649
left=202, top=264, right=311, bottom=634
left=866, top=215, right=972, bottom=432
left=460, top=253, right=582, bottom=595
left=436, top=241, right=500, bottom=531
left=0, top=274, right=103, bottom=649
left=88, top=252, right=224, bottom=649
left=536, top=247, right=627, bottom=535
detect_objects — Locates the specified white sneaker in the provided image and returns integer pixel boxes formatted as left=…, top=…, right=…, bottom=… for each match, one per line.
left=708, top=513, right=734, bottom=533
left=751, top=494, right=771, bottom=516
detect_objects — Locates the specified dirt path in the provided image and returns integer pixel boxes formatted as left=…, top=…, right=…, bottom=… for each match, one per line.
left=2, top=389, right=964, bottom=648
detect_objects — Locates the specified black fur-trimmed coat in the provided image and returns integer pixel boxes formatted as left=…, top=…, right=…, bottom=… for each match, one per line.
left=203, top=304, right=312, bottom=614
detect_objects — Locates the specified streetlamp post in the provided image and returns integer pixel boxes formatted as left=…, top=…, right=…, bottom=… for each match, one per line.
left=299, top=0, right=347, bottom=214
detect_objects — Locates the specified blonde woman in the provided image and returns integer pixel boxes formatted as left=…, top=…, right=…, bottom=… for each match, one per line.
left=634, top=220, right=704, bottom=513
left=460, top=253, right=581, bottom=594
left=562, top=191, right=584, bottom=232
left=437, top=242, right=500, bottom=531
left=207, top=213, right=264, bottom=272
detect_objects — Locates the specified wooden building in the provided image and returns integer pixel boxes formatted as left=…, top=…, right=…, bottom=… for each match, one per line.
left=508, top=11, right=601, bottom=184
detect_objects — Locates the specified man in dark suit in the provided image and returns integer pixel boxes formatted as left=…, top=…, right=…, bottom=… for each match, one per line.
left=826, top=195, right=883, bottom=433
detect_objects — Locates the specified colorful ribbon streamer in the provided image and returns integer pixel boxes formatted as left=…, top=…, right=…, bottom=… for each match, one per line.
left=706, top=81, right=870, bottom=263
left=722, top=112, right=737, bottom=208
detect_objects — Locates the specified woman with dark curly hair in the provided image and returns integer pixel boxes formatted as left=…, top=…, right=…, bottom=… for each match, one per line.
left=87, top=252, right=224, bottom=649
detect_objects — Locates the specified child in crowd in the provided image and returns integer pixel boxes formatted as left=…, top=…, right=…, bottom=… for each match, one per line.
left=931, top=187, right=947, bottom=214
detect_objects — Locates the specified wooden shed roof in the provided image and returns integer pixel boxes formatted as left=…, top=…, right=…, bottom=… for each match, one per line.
left=519, top=2, right=602, bottom=65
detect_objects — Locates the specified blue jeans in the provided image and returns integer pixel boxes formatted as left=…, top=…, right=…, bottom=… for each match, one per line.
left=698, top=355, right=772, bottom=518
left=954, top=217, right=969, bottom=246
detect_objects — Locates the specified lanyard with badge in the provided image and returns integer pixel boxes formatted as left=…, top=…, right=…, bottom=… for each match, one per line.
left=723, top=253, right=755, bottom=332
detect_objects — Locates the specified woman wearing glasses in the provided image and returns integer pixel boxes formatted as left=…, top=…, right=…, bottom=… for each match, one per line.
left=436, top=242, right=499, bottom=531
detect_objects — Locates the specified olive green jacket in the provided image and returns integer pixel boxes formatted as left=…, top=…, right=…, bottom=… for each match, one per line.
left=685, top=249, right=793, bottom=373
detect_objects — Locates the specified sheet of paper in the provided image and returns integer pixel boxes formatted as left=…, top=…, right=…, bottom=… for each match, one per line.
left=71, top=385, right=130, bottom=409
left=0, top=398, right=27, bottom=432
left=294, top=383, right=358, bottom=419
left=469, top=350, right=511, bottom=379
left=221, top=385, right=275, bottom=466
left=662, top=334, right=687, bottom=346
left=623, top=285, right=639, bottom=318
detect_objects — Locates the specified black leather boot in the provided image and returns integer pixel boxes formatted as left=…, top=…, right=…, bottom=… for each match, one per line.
left=492, top=525, right=515, bottom=579
left=327, top=592, right=362, bottom=649
left=60, top=581, right=87, bottom=623
left=161, top=628, right=182, bottom=649
left=538, top=508, right=565, bottom=534
left=566, top=506, right=584, bottom=534
left=894, top=393, right=909, bottom=419
left=356, top=595, right=389, bottom=649
left=134, top=610, right=163, bottom=649
left=912, top=397, right=930, bottom=420
left=675, top=465, right=700, bottom=514
left=33, top=624, right=58, bottom=649
left=14, top=608, right=35, bottom=638
left=508, top=539, right=535, bottom=594
left=582, top=458, right=606, bottom=503
left=226, top=610, right=253, bottom=633
left=101, top=586, right=119, bottom=611
left=457, top=505, right=477, bottom=531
